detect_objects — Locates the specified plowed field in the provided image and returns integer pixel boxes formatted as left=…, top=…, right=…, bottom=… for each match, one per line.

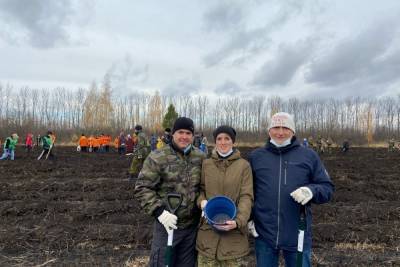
left=0, top=146, right=399, bottom=266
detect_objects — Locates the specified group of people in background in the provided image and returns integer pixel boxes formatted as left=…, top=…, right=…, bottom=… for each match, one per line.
left=134, top=113, right=334, bottom=267
left=0, top=131, right=56, bottom=161
left=302, top=136, right=351, bottom=153
left=78, top=134, right=112, bottom=153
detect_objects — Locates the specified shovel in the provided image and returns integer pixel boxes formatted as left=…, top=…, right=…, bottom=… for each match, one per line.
left=165, top=193, right=183, bottom=267
left=37, top=150, right=45, bottom=160
left=296, top=205, right=306, bottom=267
left=45, top=144, right=53, bottom=160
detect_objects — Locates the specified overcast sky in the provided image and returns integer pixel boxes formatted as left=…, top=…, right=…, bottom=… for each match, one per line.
left=0, top=0, right=399, bottom=99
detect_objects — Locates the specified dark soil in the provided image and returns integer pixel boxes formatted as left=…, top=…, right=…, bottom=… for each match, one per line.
left=0, top=146, right=399, bottom=266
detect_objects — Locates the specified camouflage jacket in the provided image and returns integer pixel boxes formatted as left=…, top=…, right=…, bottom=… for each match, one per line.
left=134, top=144, right=206, bottom=228
left=135, top=132, right=149, bottom=158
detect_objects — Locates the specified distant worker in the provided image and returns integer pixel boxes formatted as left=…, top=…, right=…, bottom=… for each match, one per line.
left=25, top=133, right=33, bottom=153
left=150, top=134, right=157, bottom=151
left=200, top=133, right=208, bottom=155
left=78, top=134, right=88, bottom=152
left=118, top=131, right=126, bottom=155
left=88, top=135, right=94, bottom=152
left=326, top=137, right=334, bottom=154
left=126, top=134, right=134, bottom=154
left=303, top=138, right=308, bottom=147
left=161, top=127, right=172, bottom=145
left=128, top=125, right=149, bottom=181
left=193, top=132, right=202, bottom=148
left=388, top=137, right=396, bottom=152
left=342, top=139, right=350, bottom=153
left=113, top=136, right=119, bottom=152
left=0, top=133, right=19, bottom=160
left=92, top=136, right=100, bottom=152
left=156, top=136, right=164, bottom=150
left=37, top=131, right=54, bottom=160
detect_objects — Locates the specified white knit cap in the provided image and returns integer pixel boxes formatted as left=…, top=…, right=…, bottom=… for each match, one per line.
left=268, top=112, right=295, bottom=133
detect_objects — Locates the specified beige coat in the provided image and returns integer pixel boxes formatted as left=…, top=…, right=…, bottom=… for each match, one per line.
left=196, top=149, right=254, bottom=260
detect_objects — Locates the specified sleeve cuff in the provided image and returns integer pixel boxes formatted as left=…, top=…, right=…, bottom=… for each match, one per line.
left=152, top=205, right=165, bottom=218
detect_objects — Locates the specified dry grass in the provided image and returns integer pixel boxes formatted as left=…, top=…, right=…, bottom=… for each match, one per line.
left=334, top=242, right=386, bottom=252
left=125, top=256, right=149, bottom=267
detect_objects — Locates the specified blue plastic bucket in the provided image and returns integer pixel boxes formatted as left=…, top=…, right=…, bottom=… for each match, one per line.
left=204, top=195, right=236, bottom=225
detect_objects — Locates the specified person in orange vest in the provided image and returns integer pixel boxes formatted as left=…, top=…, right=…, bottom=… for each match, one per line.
left=92, top=136, right=101, bottom=152
left=98, top=134, right=106, bottom=153
left=88, top=135, right=94, bottom=152
left=47, top=131, right=56, bottom=157
left=78, top=134, right=88, bottom=152
left=104, top=134, right=111, bottom=152
left=49, top=131, right=56, bottom=144
left=114, top=136, right=119, bottom=152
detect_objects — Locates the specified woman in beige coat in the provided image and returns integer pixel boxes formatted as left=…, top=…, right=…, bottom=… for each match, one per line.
left=196, top=125, right=254, bottom=266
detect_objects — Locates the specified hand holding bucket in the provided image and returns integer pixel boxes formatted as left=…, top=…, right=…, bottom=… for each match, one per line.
left=204, top=196, right=237, bottom=231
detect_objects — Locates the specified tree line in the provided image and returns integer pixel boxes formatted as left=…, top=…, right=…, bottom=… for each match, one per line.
left=1, top=81, right=399, bottom=144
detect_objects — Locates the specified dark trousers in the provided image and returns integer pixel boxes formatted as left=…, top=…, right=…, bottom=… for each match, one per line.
left=149, top=221, right=197, bottom=267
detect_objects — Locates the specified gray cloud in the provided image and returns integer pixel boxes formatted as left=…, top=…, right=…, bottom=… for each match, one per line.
left=163, top=78, right=201, bottom=96
left=306, top=19, right=399, bottom=87
left=202, top=1, right=308, bottom=67
left=214, top=80, right=243, bottom=95
left=107, top=54, right=149, bottom=93
left=202, top=1, right=246, bottom=33
left=203, top=27, right=272, bottom=67
left=252, top=39, right=315, bottom=87
left=0, top=0, right=89, bottom=48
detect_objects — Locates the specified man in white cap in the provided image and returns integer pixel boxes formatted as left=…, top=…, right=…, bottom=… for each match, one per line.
left=248, top=112, right=334, bottom=267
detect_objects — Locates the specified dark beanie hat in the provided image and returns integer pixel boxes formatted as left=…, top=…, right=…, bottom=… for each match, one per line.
left=213, top=125, right=236, bottom=143
left=172, top=117, right=194, bottom=134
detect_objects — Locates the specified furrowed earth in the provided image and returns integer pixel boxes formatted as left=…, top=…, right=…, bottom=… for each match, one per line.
left=0, top=146, right=399, bottom=266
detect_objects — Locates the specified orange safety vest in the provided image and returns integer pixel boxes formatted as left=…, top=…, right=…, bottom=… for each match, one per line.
left=93, top=138, right=100, bottom=148
left=79, top=136, right=88, bottom=147
left=114, top=137, right=119, bottom=148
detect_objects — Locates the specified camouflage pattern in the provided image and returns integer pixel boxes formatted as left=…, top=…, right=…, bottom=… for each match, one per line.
left=135, top=132, right=149, bottom=158
left=129, top=132, right=149, bottom=177
left=134, top=144, right=206, bottom=228
left=197, top=254, right=247, bottom=267
left=319, top=138, right=328, bottom=154
left=326, top=137, right=334, bottom=153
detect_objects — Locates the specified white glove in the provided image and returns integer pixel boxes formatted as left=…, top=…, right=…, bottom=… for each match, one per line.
left=200, top=200, right=208, bottom=218
left=290, top=187, right=313, bottom=205
left=158, top=210, right=177, bottom=232
left=247, top=220, right=259, bottom=237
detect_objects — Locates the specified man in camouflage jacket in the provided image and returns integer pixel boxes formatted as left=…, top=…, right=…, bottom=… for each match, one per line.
left=134, top=117, right=206, bottom=267
left=128, top=125, right=149, bottom=180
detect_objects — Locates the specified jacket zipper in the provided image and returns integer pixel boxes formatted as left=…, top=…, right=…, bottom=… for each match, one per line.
left=276, top=154, right=282, bottom=248
left=284, top=161, right=288, bottom=185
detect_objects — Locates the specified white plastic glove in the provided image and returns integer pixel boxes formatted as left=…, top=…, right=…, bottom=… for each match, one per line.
left=247, top=220, right=259, bottom=237
left=158, top=210, right=178, bottom=233
left=200, top=200, right=208, bottom=218
left=290, top=187, right=313, bottom=205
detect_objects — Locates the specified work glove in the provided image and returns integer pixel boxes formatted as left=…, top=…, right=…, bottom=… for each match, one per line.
left=200, top=200, right=208, bottom=218
left=247, top=220, right=259, bottom=237
left=158, top=210, right=178, bottom=233
left=290, top=186, right=313, bottom=205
